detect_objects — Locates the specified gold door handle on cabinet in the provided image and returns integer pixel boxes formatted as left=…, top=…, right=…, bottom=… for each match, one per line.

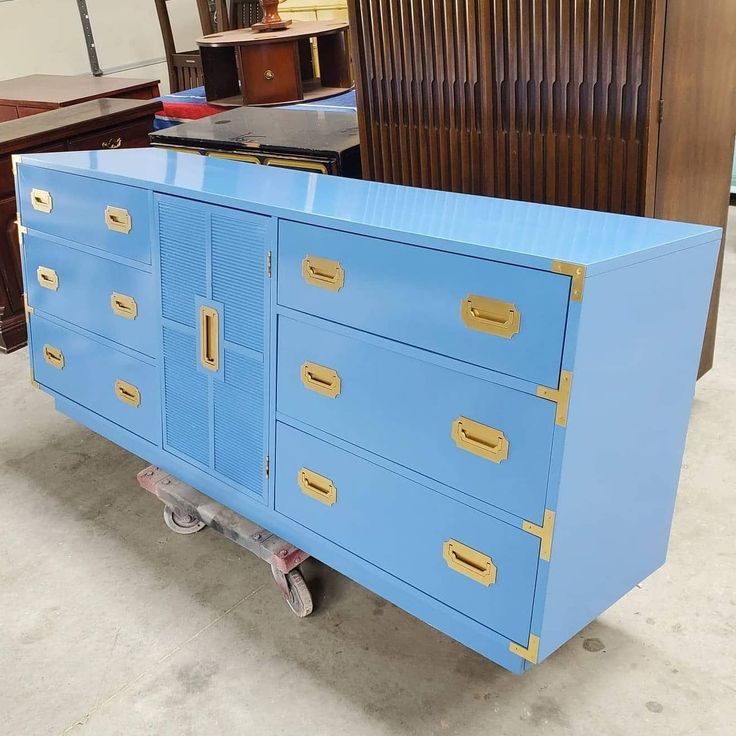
left=105, top=206, right=132, bottom=234
left=443, top=540, right=497, bottom=586
left=30, top=188, right=53, bottom=213
left=302, top=255, right=344, bottom=291
left=451, top=416, right=509, bottom=464
left=115, top=379, right=141, bottom=408
left=461, top=294, right=520, bottom=338
left=111, top=292, right=138, bottom=320
left=301, top=361, right=341, bottom=398
left=298, top=468, right=337, bottom=506
left=43, top=344, right=64, bottom=369
left=199, top=305, right=219, bottom=371
left=36, top=266, right=59, bottom=291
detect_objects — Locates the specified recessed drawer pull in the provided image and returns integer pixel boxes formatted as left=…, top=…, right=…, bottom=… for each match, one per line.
left=43, top=344, right=64, bottom=370
left=266, top=158, right=328, bottom=174
left=443, top=540, right=497, bottom=586
left=115, top=379, right=141, bottom=408
left=111, top=292, right=138, bottom=320
left=105, top=206, right=132, bottom=234
left=199, top=305, right=220, bottom=372
left=301, top=361, right=341, bottom=398
left=298, top=467, right=337, bottom=506
left=461, top=294, right=520, bottom=338
left=31, top=188, right=53, bottom=213
left=452, top=416, right=509, bottom=464
left=36, top=266, right=59, bottom=291
left=209, top=151, right=262, bottom=164
left=302, top=255, right=344, bottom=291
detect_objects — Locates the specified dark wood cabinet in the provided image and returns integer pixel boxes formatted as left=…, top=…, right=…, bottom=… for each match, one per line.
left=0, top=98, right=162, bottom=353
left=347, top=0, right=736, bottom=376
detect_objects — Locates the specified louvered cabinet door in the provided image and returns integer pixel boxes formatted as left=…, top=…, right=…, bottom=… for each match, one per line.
left=210, top=209, right=269, bottom=496
left=157, top=194, right=271, bottom=500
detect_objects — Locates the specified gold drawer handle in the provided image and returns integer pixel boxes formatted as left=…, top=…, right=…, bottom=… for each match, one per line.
left=209, top=151, right=261, bottom=164
left=298, top=467, right=337, bottom=506
left=443, top=540, right=497, bottom=586
left=111, top=292, right=138, bottom=320
left=302, top=255, right=344, bottom=291
left=43, top=344, right=64, bottom=370
left=301, top=361, right=341, bottom=398
left=31, top=188, right=53, bottom=213
left=452, top=416, right=509, bottom=464
left=461, top=294, right=520, bottom=338
left=102, top=137, right=122, bottom=149
left=199, top=305, right=219, bottom=371
left=37, top=266, right=59, bottom=291
left=105, top=206, right=132, bottom=234
left=115, top=379, right=141, bottom=408
left=266, top=158, right=328, bottom=174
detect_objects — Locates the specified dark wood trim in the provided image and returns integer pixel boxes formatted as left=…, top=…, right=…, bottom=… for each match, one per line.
left=0, top=99, right=162, bottom=154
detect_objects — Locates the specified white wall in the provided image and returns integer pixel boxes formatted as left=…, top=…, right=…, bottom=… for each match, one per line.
left=0, top=0, right=202, bottom=94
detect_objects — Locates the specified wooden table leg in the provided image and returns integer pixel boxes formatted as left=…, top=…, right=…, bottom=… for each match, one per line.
left=201, top=45, right=242, bottom=104
left=317, top=30, right=351, bottom=88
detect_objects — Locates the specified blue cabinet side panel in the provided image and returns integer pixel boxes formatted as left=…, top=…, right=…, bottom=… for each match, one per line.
left=538, top=240, right=720, bottom=660
left=211, top=212, right=267, bottom=352
left=159, top=198, right=208, bottom=327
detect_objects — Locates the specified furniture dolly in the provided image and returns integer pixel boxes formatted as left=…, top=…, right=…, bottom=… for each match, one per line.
left=137, top=465, right=313, bottom=617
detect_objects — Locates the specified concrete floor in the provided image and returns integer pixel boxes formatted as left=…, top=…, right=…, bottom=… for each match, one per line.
left=1, top=211, right=735, bottom=736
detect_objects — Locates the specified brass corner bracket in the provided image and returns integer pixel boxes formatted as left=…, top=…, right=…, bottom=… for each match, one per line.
left=522, top=509, right=556, bottom=562
left=17, top=216, right=27, bottom=245
left=537, top=370, right=572, bottom=427
left=552, top=260, right=586, bottom=301
left=509, top=633, right=540, bottom=664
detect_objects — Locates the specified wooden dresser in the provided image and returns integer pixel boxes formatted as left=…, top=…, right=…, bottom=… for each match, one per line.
left=347, top=0, right=736, bottom=377
left=0, top=74, right=160, bottom=122
left=0, top=98, right=162, bottom=353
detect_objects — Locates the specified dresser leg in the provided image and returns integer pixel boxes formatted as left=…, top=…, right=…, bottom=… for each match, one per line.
left=0, top=309, right=27, bottom=353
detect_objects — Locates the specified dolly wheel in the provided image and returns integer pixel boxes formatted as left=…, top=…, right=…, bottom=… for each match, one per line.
left=163, top=505, right=206, bottom=535
left=272, top=567, right=314, bottom=618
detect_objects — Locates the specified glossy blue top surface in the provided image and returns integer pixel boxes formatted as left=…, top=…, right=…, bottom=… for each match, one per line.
left=18, top=149, right=721, bottom=275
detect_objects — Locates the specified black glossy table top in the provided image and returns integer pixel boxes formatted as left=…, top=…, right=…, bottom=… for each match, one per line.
left=150, top=106, right=359, bottom=156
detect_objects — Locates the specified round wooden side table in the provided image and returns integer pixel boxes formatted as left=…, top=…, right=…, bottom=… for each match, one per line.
left=197, top=20, right=352, bottom=107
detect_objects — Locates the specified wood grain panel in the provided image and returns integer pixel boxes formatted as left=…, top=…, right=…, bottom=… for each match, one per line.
left=349, top=0, right=656, bottom=214
left=348, top=0, right=485, bottom=194
left=654, top=0, right=736, bottom=376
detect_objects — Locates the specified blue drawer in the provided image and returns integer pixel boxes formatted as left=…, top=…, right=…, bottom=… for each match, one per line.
left=30, top=314, right=160, bottom=445
left=277, top=220, right=570, bottom=387
left=275, top=422, right=539, bottom=644
left=19, top=166, right=151, bottom=264
left=277, top=316, right=555, bottom=523
left=25, top=232, right=158, bottom=358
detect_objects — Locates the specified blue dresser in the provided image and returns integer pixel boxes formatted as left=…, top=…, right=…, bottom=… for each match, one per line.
left=14, top=149, right=720, bottom=673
